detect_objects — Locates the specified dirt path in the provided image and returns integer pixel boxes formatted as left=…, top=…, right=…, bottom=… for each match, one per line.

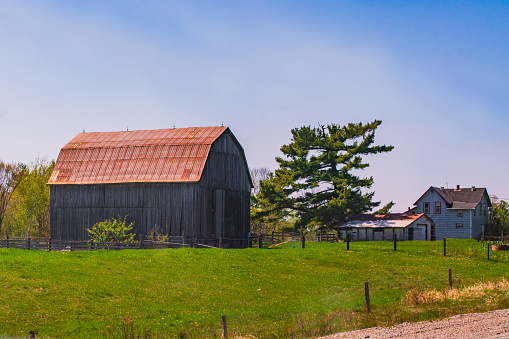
left=319, top=309, right=509, bottom=339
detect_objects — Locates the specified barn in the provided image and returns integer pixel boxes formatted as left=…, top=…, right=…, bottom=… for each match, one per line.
left=48, top=126, right=252, bottom=242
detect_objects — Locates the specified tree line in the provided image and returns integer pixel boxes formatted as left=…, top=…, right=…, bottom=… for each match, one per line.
left=0, top=159, right=54, bottom=238
left=3, top=120, right=506, bottom=239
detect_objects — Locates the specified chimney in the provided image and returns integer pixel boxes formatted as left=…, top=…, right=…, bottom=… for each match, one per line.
left=456, top=185, right=460, bottom=190
left=471, top=186, right=476, bottom=191
left=440, top=186, right=445, bottom=190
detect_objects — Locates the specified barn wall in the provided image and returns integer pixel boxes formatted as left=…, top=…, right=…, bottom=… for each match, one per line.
left=50, top=182, right=250, bottom=241
left=200, top=131, right=251, bottom=238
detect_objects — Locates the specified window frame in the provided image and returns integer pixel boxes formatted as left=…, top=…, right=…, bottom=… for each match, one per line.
left=423, top=202, right=430, bottom=214
left=457, top=210, right=463, bottom=217
left=435, top=201, right=441, bottom=214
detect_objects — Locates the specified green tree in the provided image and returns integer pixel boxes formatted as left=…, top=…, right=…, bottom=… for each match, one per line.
left=376, top=201, right=395, bottom=214
left=0, top=161, right=26, bottom=234
left=3, top=159, right=53, bottom=237
left=487, top=196, right=509, bottom=236
left=252, top=120, right=393, bottom=229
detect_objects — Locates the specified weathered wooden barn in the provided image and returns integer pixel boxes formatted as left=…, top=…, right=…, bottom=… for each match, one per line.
left=48, top=126, right=252, bottom=241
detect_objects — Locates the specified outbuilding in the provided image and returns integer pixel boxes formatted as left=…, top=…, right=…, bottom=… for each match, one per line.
left=48, top=126, right=252, bottom=242
left=337, top=213, right=434, bottom=241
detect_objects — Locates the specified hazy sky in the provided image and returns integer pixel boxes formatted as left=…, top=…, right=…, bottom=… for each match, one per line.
left=1, top=1, right=509, bottom=211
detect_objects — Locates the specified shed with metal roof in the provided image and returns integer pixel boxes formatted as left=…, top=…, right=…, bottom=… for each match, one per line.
left=48, top=126, right=252, bottom=243
left=337, top=213, right=434, bottom=241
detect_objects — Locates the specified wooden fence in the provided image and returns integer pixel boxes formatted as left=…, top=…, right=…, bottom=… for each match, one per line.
left=0, top=232, right=337, bottom=251
left=481, top=235, right=509, bottom=244
left=250, top=231, right=338, bottom=248
left=0, top=236, right=250, bottom=251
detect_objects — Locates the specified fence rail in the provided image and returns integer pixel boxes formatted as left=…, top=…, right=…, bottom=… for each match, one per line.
left=481, top=235, right=509, bottom=244
left=250, top=231, right=338, bottom=248
left=0, top=231, right=338, bottom=251
left=0, top=236, right=250, bottom=251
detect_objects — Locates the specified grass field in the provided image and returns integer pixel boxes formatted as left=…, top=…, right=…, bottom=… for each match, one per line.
left=1, top=239, right=509, bottom=338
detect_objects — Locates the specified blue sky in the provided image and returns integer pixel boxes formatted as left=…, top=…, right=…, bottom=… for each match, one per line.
left=1, top=0, right=509, bottom=210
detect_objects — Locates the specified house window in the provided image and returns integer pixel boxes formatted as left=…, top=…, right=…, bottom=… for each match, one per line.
left=456, top=223, right=463, bottom=228
left=484, top=203, right=487, bottom=216
left=423, top=202, right=430, bottom=214
left=457, top=210, right=463, bottom=217
left=435, top=201, right=441, bottom=214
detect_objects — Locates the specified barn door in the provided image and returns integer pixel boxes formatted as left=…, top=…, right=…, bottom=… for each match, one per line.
left=408, top=228, right=414, bottom=240
left=213, top=189, right=225, bottom=238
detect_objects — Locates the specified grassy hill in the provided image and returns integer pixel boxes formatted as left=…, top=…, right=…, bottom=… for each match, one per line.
left=1, top=240, right=508, bottom=338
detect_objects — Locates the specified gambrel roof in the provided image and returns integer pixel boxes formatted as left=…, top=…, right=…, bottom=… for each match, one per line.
left=48, top=126, right=246, bottom=185
left=414, top=186, right=491, bottom=210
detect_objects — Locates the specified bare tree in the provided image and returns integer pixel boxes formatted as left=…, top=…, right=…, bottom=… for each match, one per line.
left=250, top=167, right=271, bottom=196
left=0, top=161, right=26, bottom=233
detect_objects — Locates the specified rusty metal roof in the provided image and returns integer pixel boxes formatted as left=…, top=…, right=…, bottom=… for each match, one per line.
left=48, top=126, right=229, bottom=185
left=338, top=213, right=433, bottom=228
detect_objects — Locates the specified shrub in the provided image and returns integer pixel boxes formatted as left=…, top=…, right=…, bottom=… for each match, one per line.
left=87, top=215, right=136, bottom=244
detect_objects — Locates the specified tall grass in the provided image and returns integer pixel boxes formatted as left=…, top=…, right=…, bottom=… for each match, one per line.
left=0, top=239, right=507, bottom=338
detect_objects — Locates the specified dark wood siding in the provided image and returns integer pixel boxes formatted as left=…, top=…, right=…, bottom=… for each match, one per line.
left=50, top=130, right=251, bottom=241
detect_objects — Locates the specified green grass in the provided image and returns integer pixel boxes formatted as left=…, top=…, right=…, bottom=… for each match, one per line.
left=0, top=239, right=508, bottom=338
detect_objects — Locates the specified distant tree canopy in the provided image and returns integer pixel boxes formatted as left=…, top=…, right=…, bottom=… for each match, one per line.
left=0, top=161, right=26, bottom=234
left=487, top=195, right=509, bottom=236
left=252, top=120, right=393, bottom=230
left=1, top=159, right=54, bottom=238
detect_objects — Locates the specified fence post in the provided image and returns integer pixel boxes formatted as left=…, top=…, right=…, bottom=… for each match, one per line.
left=6, top=236, right=9, bottom=249
left=258, top=236, right=262, bottom=248
left=394, top=233, right=397, bottom=251
left=48, top=238, right=51, bottom=252
left=182, top=232, right=186, bottom=247
left=443, top=238, right=446, bottom=256
left=346, top=232, right=350, bottom=250
left=27, top=237, right=31, bottom=250
left=365, top=281, right=371, bottom=313
left=448, top=269, right=452, bottom=289
left=219, top=237, right=223, bottom=249
left=271, top=231, right=274, bottom=243
left=221, top=315, right=228, bottom=339
left=302, top=233, right=306, bottom=249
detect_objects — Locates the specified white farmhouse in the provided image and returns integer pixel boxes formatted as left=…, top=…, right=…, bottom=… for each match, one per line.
left=413, top=185, right=491, bottom=240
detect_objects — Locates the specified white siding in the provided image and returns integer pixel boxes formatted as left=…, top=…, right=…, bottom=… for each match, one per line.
left=415, top=188, right=489, bottom=239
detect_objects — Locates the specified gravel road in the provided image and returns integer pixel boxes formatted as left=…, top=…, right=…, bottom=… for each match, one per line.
left=320, top=309, right=509, bottom=339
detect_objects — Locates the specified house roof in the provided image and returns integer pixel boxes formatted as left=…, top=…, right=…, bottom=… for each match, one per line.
left=337, top=213, right=432, bottom=229
left=414, top=186, right=490, bottom=209
left=48, top=126, right=234, bottom=185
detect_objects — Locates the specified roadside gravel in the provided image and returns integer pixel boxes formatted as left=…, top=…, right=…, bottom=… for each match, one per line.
left=319, top=309, right=509, bottom=339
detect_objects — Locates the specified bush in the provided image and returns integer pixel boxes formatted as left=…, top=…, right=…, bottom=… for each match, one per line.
left=87, top=216, right=136, bottom=244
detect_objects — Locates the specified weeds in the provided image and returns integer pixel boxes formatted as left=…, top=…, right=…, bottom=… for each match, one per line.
left=402, top=279, right=509, bottom=306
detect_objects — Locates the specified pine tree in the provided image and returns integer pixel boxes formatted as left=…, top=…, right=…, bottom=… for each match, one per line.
left=253, top=120, right=393, bottom=229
